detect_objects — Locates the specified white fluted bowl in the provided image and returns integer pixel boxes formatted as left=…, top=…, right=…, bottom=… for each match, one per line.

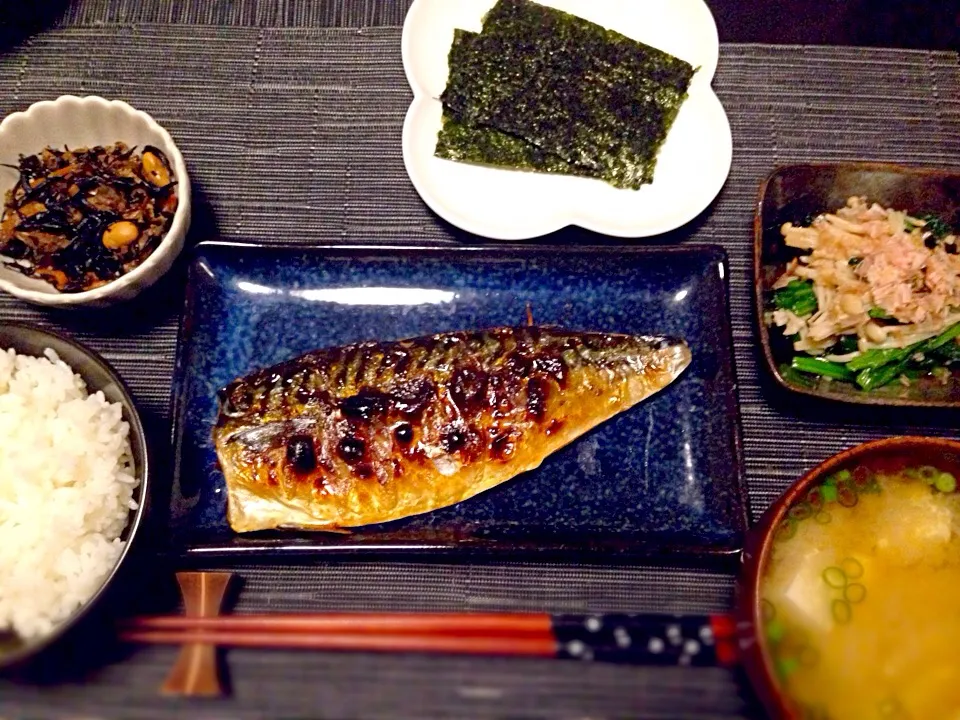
left=0, top=95, right=191, bottom=307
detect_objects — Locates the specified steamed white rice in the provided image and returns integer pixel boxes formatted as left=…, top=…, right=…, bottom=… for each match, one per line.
left=0, top=346, right=137, bottom=639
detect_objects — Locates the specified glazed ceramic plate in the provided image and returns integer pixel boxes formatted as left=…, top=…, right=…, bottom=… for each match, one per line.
left=169, top=242, right=747, bottom=559
left=401, top=0, right=732, bottom=240
left=755, top=163, right=960, bottom=407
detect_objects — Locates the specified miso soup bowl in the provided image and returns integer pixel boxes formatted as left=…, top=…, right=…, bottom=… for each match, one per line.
left=735, top=435, right=960, bottom=719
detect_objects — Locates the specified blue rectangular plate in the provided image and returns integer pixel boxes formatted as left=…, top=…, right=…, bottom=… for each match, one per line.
left=169, top=243, right=748, bottom=560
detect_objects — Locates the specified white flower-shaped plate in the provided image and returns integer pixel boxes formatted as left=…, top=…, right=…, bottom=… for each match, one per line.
left=402, top=0, right=732, bottom=240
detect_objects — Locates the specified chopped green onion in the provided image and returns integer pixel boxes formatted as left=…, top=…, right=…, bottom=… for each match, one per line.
left=860, top=478, right=882, bottom=494
left=868, top=307, right=893, bottom=320
left=765, top=618, right=785, bottom=643
left=934, top=472, right=957, bottom=493
left=792, top=356, right=856, bottom=382
left=840, top=557, right=864, bottom=579
left=820, top=485, right=838, bottom=503
left=773, top=280, right=818, bottom=316
left=822, top=566, right=847, bottom=588
left=917, top=466, right=940, bottom=484
left=776, top=518, right=797, bottom=541
left=831, top=599, right=852, bottom=624
left=844, top=583, right=867, bottom=604
left=837, top=484, right=859, bottom=507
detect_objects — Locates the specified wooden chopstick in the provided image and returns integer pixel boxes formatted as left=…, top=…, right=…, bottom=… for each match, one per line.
left=119, top=629, right=558, bottom=657
left=121, top=598, right=739, bottom=672
left=126, top=573, right=743, bottom=696
left=120, top=612, right=553, bottom=637
left=120, top=612, right=559, bottom=657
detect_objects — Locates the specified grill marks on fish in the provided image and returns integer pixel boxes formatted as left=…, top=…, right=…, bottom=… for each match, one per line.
left=286, top=435, right=317, bottom=473
left=214, top=327, right=691, bottom=532
left=220, top=328, right=646, bottom=451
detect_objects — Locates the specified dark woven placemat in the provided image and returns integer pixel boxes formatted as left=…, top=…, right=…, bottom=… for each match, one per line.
left=0, top=5, right=956, bottom=717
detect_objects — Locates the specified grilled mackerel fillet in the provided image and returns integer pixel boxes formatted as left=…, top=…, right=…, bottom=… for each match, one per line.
left=214, top=327, right=691, bottom=532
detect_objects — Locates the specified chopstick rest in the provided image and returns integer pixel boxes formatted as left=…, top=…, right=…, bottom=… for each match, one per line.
left=160, top=571, right=233, bottom=697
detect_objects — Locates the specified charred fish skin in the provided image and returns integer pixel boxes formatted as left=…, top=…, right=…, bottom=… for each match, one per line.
left=213, top=327, right=691, bottom=533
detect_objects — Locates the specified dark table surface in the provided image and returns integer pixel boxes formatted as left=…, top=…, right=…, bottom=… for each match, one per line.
left=2, top=0, right=960, bottom=51
left=710, top=0, right=957, bottom=50
left=0, top=1, right=956, bottom=719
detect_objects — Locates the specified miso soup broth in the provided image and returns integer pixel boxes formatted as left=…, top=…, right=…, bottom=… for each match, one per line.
left=760, top=462, right=960, bottom=719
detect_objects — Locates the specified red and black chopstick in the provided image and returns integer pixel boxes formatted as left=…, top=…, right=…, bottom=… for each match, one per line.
left=119, top=611, right=739, bottom=667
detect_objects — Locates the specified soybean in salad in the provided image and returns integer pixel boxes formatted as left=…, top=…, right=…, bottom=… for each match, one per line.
left=768, top=197, right=960, bottom=391
left=0, top=142, right=177, bottom=293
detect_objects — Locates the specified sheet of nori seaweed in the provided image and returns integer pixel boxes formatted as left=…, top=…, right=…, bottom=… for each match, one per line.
left=435, top=30, right=596, bottom=178
left=480, top=0, right=694, bottom=93
left=436, top=112, right=598, bottom=177
left=439, top=0, right=696, bottom=189
left=435, top=22, right=660, bottom=181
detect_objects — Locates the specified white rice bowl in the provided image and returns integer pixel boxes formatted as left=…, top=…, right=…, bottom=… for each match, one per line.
left=0, top=346, right=137, bottom=640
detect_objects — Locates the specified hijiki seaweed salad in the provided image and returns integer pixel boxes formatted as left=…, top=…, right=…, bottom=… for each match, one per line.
left=435, top=0, right=696, bottom=190
left=767, top=197, right=960, bottom=391
left=0, top=142, right=177, bottom=293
